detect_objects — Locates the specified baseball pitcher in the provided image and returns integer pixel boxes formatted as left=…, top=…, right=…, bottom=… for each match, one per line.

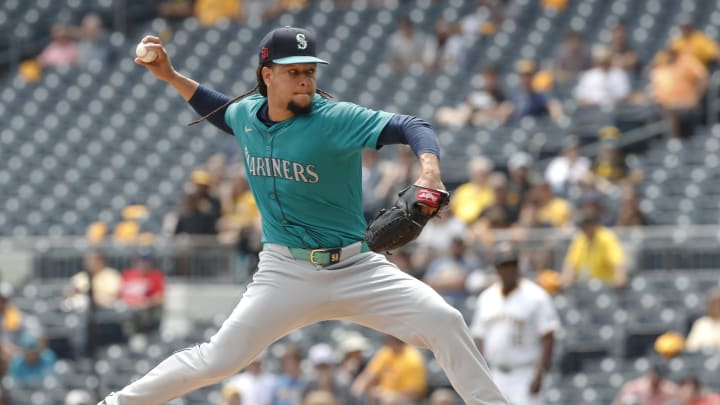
left=98, top=26, right=507, bottom=405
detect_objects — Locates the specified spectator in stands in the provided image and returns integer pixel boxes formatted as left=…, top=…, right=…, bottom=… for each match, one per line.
left=271, top=345, right=306, bottom=405
left=65, top=250, right=122, bottom=310
left=73, top=13, right=109, bottom=66
left=480, top=172, right=520, bottom=226
left=221, top=386, right=243, bottom=405
left=0, top=283, right=35, bottom=359
left=195, top=0, right=244, bottom=27
left=423, top=237, right=477, bottom=308
left=578, top=189, right=616, bottom=227
left=424, top=19, right=464, bottom=71
left=671, top=19, right=720, bottom=67
left=174, top=170, right=223, bottom=235
left=541, top=0, right=567, bottom=12
left=675, top=375, right=720, bottom=405
left=218, top=172, right=262, bottom=280
left=336, top=332, right=370, bottom=386
left=157, top=0, right=246, bottom=28
left=685, top=288, right=720, bottom=352
left=516, top=199, right=553, bottom=229
left=471, top=242, right=559, bottom=405
left=435, top=65, right=506, bottom=128
left=592, top=128, right=630, bottom=183
left=506, top=151, right=535, bottom=210
left=460, top=0, right=498, bottom=40
left=561, top=209, right=627, bottom=289
left=303, top=343, right=352, bottom=405
left=157, top=0, right=194, bottom=20
left=468, top=172, right=519, bottom=255
left=531, top=181, right=573, bottom=228
left=414, top=212, right=467, bottom=271
left=514, top=200, right=561, bottom=272
left=303, top=390, right=337, bottom=405
left=450, top=156, right=495, bottom=224
left=614, top=189, right=649, bottom=226
left=263, top=0, right=309, bottom=21
left=351, top=335, right=427, bottom=404
left=387, top=18, right=428, bottom=71
left=225, top=352, right=275, bottom=405
left=64, top=389, right=94, bottom=405
left=38, top=24, right=80, bottom=68
left=218, top=171, right=259, bottom=229
left=545, top=135, right=591, bottom=196
left=120, top=248, right=165, bottom=333
left=8, top=332, right=56, bottom=383
left=429, top=389, right=460, bottom=405
left=651, top=44, right=708, bottom=139
left=575, top=46, right=631, bottom=108
left=612, top=360, right=679, bottom=405
left=502, top=60, right=562, bottom=122
left=608, top=22, right=639, bottom=74
left=195, top=168, right=223, bottom=207
left=553, top=30, right=593, bottom=83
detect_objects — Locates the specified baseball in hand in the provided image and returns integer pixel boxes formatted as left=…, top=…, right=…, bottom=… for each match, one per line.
left=135, top=42, right=157, bottom=63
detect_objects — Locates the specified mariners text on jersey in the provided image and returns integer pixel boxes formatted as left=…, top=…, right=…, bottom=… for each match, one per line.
left=244, top=146, right=320, bottom=183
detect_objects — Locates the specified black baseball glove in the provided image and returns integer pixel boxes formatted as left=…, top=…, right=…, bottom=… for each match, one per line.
left=365, top=185, right=450, bottom=253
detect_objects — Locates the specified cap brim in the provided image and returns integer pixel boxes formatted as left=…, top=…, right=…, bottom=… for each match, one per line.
left=495, top=258, right=519, bottom=266
left=272, top=56, right=329, bottom=64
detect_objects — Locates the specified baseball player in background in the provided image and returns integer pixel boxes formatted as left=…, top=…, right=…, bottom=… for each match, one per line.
left=97, top=26, right=508, bottom=405
left=471, top=243, right=560, bottom=405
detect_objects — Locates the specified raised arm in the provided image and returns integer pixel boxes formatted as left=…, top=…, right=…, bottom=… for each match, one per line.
left=135, top=35, right=233, bottom=134
left=135, top=36, right=199, bottom=100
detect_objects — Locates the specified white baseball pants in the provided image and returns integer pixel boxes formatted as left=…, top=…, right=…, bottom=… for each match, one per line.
left=491, top=365, right=542, bottom=405
left=100, top=247, right=508, bottom=405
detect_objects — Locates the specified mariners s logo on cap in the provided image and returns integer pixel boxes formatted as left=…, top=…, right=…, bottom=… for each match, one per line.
left=296, top=33, right=307, bottom=49
left=258, top=26, right=329, bottom=65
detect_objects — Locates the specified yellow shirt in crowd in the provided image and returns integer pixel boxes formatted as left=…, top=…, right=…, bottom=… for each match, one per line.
left=564, top=226, right=625, bottom=283
left=3, top=306, right=22, bottom=332
left=367, top=345, right=427, bottom=394
left=538, top=197, right=572, bottom=228
left=228, top=191, right=260, bottom=227
left=671, top=31, right=720, bottom=65
left=194, top=0, right=243, bottom=27
left=652, top=52, right=708, bottom=109
left=542, top=0, right=568, bottom=11
left=450, top=183, right=495, bottom=224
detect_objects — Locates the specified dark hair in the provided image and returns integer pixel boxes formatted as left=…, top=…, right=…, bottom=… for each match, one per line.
left=188, top=62, right=332, bottom=127
left=565, top=30, right=582, bottom=40
left=679, top=375, right=701, bottom=389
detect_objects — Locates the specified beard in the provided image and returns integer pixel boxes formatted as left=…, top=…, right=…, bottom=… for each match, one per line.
left=287, top=99, right=313, bottom=115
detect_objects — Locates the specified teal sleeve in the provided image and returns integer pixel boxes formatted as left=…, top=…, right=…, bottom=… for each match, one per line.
left=331, top=102, right=394, bottom=150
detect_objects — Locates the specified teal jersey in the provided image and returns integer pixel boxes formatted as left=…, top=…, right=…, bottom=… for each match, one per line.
left=225, top=94, right=394, bottom=248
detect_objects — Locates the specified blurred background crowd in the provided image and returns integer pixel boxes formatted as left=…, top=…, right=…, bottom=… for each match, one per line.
left=2, top=0, right=720, bottom=404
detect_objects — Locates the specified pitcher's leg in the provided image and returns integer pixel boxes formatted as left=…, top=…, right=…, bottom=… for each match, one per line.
left=333, top=253, right=508, bottom=405
left=103, top=251, right=329, bottom=405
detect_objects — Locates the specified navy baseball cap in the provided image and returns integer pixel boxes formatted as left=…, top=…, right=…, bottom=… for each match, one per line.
left=258, top=26, right=329, bottom=65
left=493, top=241, right=520, bottom=266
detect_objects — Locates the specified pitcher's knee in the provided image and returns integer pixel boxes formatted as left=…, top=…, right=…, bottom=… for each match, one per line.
left=189, top=342, right=244, bottom=381
left=426, top=303, right=467, bottom=332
